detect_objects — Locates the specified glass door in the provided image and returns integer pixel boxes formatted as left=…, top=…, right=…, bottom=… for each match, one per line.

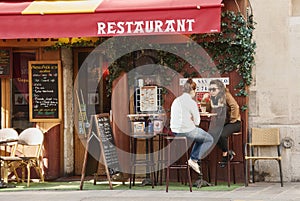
left=73, top=48, right=110, bottom=175
left=11, top=51, right=36, bottom=132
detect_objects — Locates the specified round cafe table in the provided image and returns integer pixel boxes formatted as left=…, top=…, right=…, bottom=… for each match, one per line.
left=200, top=112, right=217, bottom=117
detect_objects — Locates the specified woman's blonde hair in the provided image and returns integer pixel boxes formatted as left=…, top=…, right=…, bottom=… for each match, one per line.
left=183, top=78, right=196, bottom=93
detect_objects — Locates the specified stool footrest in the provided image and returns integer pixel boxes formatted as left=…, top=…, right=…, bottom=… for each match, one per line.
left=168, top=165, right=189, bottom=169
left=218, top=161, right=243, bottom=164
left=132, top=163, right=155, bottom=166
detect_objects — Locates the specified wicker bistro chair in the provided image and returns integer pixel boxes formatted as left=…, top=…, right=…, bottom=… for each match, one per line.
left=245, top=128, right=283, bottom=187
left=0, top=128, right=21, bottom=183
left=16, top=128, right=45, bottom=187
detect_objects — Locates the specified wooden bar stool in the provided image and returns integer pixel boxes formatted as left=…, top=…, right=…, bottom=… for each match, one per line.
left=201, top=156, right=212, bottom=183
left=215, top=127, right=245, bottom=187
left=129, top=134, right=156, bottom=188
left=156, top=132, right=168, bottom=185
left=165, top=136, right=192, bottom=192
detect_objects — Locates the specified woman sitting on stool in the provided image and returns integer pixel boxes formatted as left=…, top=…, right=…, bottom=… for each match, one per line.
left=202, top=79, right=241, bottom=167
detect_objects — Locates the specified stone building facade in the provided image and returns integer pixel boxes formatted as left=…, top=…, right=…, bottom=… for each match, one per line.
left=249, top=0, right=300, bottom=182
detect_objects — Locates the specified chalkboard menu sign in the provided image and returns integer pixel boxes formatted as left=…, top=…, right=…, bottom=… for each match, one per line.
left=0, top=48, right=12, bottom=78
left=80, top=113, right=121, bottom=190
left=96, top=115, right=121, bottom=175
left=28, top=61, right=62, bottom=122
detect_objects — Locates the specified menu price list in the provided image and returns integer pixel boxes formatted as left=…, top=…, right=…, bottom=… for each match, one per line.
left=97, top=116, right=120, bottom=175
left=31, top=63, right=59, bottom=119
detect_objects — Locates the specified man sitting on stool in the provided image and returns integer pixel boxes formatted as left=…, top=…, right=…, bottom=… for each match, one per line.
left=170, top=78, right=214, bottom=175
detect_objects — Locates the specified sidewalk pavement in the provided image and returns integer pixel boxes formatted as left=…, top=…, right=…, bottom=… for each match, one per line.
left=0, top=182, right=299, bottom=201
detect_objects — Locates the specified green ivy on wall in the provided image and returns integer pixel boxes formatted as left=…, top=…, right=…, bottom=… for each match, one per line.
left=47, top=11, right=256, bottom=110
left=104, top=11, right=256, bottom=101
left=194, top=11, right=256, bottom=98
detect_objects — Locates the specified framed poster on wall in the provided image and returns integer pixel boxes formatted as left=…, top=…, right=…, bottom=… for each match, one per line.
left=28, top=60, right=62, bottom=122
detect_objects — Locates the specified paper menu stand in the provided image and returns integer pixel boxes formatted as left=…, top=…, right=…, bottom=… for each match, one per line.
left=153, top=119, right=163, bottom=134
left=132, top=121, right=145, bottom=134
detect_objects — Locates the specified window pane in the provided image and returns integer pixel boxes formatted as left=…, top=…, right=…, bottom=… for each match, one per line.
left=12, top=52, right=35, bottom=132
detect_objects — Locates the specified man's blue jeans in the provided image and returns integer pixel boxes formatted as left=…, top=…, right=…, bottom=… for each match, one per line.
left=175, top=127, right=213, bottom=161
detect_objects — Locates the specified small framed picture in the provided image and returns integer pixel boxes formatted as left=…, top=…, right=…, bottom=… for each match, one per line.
left=15, top=93, right=27, bottom=105
left=88, top=93, right=99, bottom=104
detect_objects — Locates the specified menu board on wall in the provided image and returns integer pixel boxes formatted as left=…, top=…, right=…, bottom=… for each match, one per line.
left=140, top=86, right=158, bottom=112
left=28, top=61, right=62, bottom=122
left=179, top=77, right=230, bottom=92
left=0, top=48, right=12, bottom=78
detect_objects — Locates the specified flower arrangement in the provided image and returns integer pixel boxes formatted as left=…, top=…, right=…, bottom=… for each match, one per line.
left=196, top=92, right=210, bottom=104
left=202, top=95, right=211, bottom=104
left=196, top=92, right=211, bottom=113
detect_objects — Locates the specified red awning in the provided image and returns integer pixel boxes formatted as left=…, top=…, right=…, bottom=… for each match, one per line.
left=0, top=0, right=223, bottom=39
